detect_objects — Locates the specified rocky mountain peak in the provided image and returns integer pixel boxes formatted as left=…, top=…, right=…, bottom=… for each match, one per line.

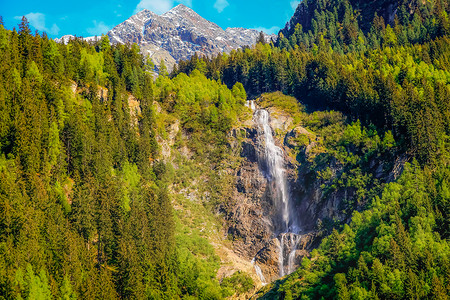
left=166, top=4, right=196, bottom=15
left=106, top=6, right=276, bottom=71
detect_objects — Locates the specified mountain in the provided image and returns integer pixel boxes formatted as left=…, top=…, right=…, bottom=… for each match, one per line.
left=55, top=34, right=97, bottom=44
left=3, top=0, right=450, bottom=299
left=107, top=4, right=275, bottom=70
left=282, top=0, right=398, bottom=37
left=279, top=0, right=448, bottom=50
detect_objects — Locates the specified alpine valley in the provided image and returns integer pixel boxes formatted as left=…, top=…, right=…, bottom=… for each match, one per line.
left=1, top=0, right=450, bottom=299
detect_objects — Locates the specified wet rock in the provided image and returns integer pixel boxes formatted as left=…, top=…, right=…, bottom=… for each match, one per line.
left=241, top=142, right=258, bottom=163
left=252, top=232, right=317, bottom=282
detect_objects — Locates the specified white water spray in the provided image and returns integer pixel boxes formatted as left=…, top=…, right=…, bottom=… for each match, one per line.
left=254, top=109, right=290, bottom=231
left=253, top=108, right=302, bottom=278
left=278, top=234, right=286, bottom=277
left=245, top=100, right=256, bottom=111
left=287, top=234, right=302, bottom=274
left=251, top=257, right=267, bottom=285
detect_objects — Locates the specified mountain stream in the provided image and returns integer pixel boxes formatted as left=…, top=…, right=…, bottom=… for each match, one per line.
left=252, top=105, right=302, bottom=278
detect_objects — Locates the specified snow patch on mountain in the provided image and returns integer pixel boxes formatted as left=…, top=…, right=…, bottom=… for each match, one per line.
left=107, top=4, right=276, bottom=71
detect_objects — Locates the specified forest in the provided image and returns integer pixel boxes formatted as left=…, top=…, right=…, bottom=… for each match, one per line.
left=0, top=0, right=450, bottom=298
left=0, top=17, right=252, bottom=299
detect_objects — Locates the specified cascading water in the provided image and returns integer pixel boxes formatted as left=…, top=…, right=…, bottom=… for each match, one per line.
left=254, top=109, right=290, bottom=231
left=287, top=234, right=302, bottom=274
left=253, top=108, right=302, bottom=278
left=245, top=100, right=256, bottom=111
left=251, top=257, right=267, bottom=286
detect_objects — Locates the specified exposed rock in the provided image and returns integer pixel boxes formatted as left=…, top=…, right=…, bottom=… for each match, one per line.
left=128, top=94, right=141, bottom=128
left=226, top=110, right=319, bottom=283
left=55, top=35, right=97, bottom=44
left=253, top=232, right=316, bottom=282
left=225, top=108, right=342, bottom=284
left=56, top=5, right=276, bottom=72
left=253, top=239, right=280, bottom=282
left=97, top=86, right=108, bottom=101
left=158, top=119, right=180, bottom=160
left=167, top=120, right=180, bottom=143
left=107, top=5, right=276, bottom=71
left=226, top=102, right=403, bottom=285
left=69, top=80, right=77, bottom=97
left=266, top=107, right=294, bottom=132
left=285, top=126, right=314, bottom=148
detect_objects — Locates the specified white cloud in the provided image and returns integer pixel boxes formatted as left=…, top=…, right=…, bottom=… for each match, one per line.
left=87, top=21, right=111, bottom=36
left=19, top=13, right=46, bottom=31
left=253, top=26, right=280, bottom=35
left=135, top=0, right=173, bottom=14
left=50, top=24, right=60, bottom=35
left=134, top=0, right=193, bottom=14
left=214, top=0, right=229, bottom=13
left=290, top=0, right=300, bottom=10
left=179, top=0, right=192, bottom=6
left=15, top=12, right=60, bottom=35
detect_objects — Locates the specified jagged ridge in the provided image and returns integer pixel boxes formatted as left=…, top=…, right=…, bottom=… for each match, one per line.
left=107, top=4, right=275, bottom=70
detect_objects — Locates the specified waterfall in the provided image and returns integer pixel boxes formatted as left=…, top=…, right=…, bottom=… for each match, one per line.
left=278, top=233, right=302, bottom=277
left=287, top=234, right=302, bottom=274
left=245, top=100, right=256, bottom=111
left=278, top=234, right=285, bottom=277
left=253, top=108, right=302, bottom=278
left=254, top=109, right=290, bottom=231
left=251, top=257, right=267, bottom=285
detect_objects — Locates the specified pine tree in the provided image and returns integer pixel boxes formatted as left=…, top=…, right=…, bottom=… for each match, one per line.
left=257, top=31, right=266, bottom=44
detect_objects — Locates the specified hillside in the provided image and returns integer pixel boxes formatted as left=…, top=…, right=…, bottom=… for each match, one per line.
left=172, top=0, right=450, bottom=298
left=278, top=0, right=449, bottom=53
left=1, top=0, right=450, bottom=298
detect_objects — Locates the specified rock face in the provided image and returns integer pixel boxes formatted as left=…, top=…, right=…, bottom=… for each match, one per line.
left=107, top=5, right=276, bottom=71
left=252, top=233, right=316, bottom=282
left=227, top=103, right=403, bottom=285
left=228, top=104, right=376, bottom=284
left=227, top=106, right=321, bottom=284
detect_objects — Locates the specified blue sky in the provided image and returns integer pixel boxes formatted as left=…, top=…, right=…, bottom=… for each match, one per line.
left=0, top=0, right=300, bottom=38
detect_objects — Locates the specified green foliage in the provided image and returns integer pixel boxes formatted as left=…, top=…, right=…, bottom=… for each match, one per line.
left=119, top=161, right=140, bottom=212
left=176, top=230, right=222, bottom=299
left=258, top=91, right=303, bottom=122
left=221, top=271, right=255, bottom=296
left=2, top=2, right=450, bottom=298
left=14, top=264, right=52, bottom=300
left=173, top=4, right=450, bottom=166
left=0, top=21, right=246, bottom=299
left=79, top=48, right=108, bottom=85
left=232, top=82, right=247, bottom=103
left=47, top=121, right=61, bottom=168
left=279, top=0, right=450, bottom=52
left=155, top=69, right=245, bottom=162
left=26, top=61, right=43, bottom=84
left=262, top=162, right=450, bottom=299
left=60, top=276, right=77, bottom=300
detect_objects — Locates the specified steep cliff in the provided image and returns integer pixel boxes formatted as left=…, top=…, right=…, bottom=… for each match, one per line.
left=223, top=92, right=403, bottom=286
